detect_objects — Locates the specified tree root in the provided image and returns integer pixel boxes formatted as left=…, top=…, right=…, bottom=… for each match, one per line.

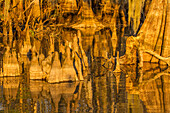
left=143, top=49, right=170, bottom=66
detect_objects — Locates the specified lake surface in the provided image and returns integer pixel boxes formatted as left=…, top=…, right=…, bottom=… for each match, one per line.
left=0, top=62, right=169, bottom=113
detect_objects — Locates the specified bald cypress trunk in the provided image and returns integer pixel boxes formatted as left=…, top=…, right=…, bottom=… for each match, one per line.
left=121, top=0, right=169, bottom=66
left=161, top=0, right=170, bottom=59
left=3, top=0, right=10, bottom=44
left=136, top=0, right=169, bottom=64
left=128, top=0, right=145, bottom=34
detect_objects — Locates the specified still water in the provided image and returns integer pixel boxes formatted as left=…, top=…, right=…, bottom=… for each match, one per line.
left=0, top=0, right=170, bottom=112
left=0, top=63, right=169, bottom=113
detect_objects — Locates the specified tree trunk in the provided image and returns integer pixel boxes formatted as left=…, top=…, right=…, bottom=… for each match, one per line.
left=128, top=0, right=145, bottom=34
left=161, top=0, right=170, bottom=58
left=137, top=0, right=169, bottom=63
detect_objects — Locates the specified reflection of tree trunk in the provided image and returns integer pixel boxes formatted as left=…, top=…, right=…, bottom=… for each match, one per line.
left=138, top=73, right=170, bottom=113
left=156, top=77, right=164, bottom=113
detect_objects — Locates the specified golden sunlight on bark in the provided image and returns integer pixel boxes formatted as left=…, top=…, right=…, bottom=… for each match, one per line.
left=0, top=1, right=170, bottom=112
left=128, top=0, right=145, bottom=33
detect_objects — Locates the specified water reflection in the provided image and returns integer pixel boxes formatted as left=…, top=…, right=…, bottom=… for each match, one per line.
left=0, top=65, right=169, bottom=112
left=126, top=64, right=170, bottom=113
left=29, top=81, right=81, bottom=113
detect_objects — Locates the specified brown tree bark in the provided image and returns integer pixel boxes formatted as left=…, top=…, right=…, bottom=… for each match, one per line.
left=122, top=0, right=170, bottom=66
left=137, top=0, right=169, bottom=63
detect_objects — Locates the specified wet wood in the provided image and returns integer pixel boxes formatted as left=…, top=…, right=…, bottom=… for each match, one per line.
left=30, top=52, right=43, bottom=79
left=138, top=0, right=169, bottom=63
left=48, top=52, right=62, bottom=83
left=2, top=47, right=20, bottom=76
left=62, top=46, right=78, bottom=82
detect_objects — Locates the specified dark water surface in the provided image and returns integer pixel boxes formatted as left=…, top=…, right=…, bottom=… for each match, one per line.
left=0, top=50, right=170, bottom=113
